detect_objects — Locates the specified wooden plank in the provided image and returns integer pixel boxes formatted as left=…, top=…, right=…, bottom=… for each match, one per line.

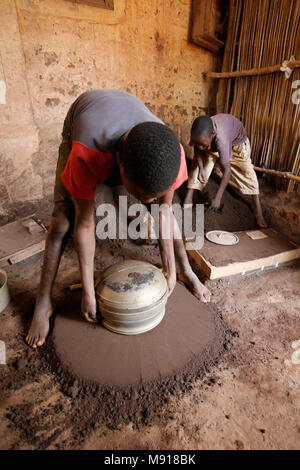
left=8, top=240, right=46, bottom=265
left=189, top=247, right=300, bottom=279
left=191, top=0, right=225, bottom=53
left=188, top=249, right=212, bottom=279
left=66, top=0, right=114, bottom=10
left=0, top=216, right=46, bottom=266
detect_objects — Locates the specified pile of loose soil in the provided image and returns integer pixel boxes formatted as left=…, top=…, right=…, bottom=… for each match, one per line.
left=2, top=316, right=225, bottom=445
left=1, top=302, right=229, bottom=448
left=37, top=282, right=226, bottom=431
left=200, top=179, right=257, bottom=233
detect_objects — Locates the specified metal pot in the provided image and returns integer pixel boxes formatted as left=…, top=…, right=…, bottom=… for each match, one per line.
left=96, top=260, right=168, bottom=335
left=0, top=269, right=10, bottom=313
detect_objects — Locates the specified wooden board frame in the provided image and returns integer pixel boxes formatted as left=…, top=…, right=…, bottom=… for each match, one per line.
left=188, top=231, right=300, bottom=280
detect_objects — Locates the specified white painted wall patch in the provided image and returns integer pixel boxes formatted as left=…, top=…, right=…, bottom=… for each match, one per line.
left=0, top=80, right=6, bottom=104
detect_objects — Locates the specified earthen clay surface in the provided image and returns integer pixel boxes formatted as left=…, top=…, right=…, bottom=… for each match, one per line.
left=201, top=228, right=298, bottom=266
left=52, top=283, right=224, bottom=387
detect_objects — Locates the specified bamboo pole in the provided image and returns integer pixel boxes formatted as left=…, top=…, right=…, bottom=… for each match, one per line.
left=203, top=60, right=300, bottom=79
left=253, top=166, right=300, bottom=183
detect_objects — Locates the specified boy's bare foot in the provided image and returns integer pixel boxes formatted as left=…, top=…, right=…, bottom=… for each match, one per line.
left=178, top=271, right=211, bottom=303
left=255, top=214, right=268, bottom=229
left=252, top=195, right=268, bottom=228
left=26, top=298, right=54, bottom=348
left=81, top=290, right=98, bottom=323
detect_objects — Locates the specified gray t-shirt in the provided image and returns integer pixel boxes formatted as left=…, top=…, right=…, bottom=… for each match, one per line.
left=211, top=114, right=248, bottom=164
left=62, top=89, right=163, bottom=153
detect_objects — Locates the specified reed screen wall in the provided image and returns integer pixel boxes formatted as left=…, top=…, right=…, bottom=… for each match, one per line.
left=217, top=0, right=299, bottom=191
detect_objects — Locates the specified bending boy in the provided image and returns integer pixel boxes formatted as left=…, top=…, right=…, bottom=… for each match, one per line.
left=184, top=114, right=267, bottom=228
left=26, top=89, right=211, bottom=348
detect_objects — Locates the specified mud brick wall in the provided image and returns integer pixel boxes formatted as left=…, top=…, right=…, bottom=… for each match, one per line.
left=0, top=0, right=219, bottom=214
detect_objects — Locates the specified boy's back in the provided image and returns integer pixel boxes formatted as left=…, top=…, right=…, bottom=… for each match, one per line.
left=63, top=89, right=163, bottom=153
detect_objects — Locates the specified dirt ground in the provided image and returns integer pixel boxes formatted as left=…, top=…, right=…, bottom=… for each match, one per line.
left=0, top=184, right=300, bottom=450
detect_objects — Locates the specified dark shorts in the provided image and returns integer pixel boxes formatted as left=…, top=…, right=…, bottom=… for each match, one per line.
left=52, top=137, right=75, bottom=222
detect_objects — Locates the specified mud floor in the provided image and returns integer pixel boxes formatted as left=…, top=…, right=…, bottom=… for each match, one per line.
left=0, top=182, right=300, bottom=450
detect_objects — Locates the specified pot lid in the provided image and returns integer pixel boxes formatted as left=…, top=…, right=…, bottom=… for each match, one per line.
left=96, top=260, right=168, bottom=310
left=206, top=230, right=239, bottom=246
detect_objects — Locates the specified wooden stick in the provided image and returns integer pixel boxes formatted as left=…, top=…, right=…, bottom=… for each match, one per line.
left=69, top=276, right=103, bottom=292
left=203, top=60, right=300, bottom=79
left=253, top=166, right=300, bottom=182
left=215, top=164, right=300, bottom=184
left=213, top=167, right=240, bottom=190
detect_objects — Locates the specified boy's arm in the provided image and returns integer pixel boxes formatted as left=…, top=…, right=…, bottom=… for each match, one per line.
left=157, top=191, right=211, bottom=303
left=195, top=147, right=207, bottom=184
left=73, top=197, right=97, bottom=322
left=157, top=191, right=177, bottom=296
left=210, top=161, right=231, bottom=211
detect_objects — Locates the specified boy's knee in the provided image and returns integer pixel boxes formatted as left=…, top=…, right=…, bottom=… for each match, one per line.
left=49, top=203, right=74, bottom=240
left=54, top=214, right=71, bottom=232
left=48, top=215, right=70, bottom=242
left=52, top=202, right=74, bottom=231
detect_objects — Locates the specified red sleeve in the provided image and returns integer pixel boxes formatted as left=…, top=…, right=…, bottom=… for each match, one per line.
left=61, top=141, right=114, bottom=200
left=169, top=144, right=188, bottom=191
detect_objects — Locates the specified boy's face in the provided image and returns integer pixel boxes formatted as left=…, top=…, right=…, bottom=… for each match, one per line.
left=118, top=158, right=167, bottom=203
left=190, top=132, right=215, bottom=151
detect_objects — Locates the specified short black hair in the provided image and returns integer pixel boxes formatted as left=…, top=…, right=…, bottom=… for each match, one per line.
left=191, top=116, right=214, bottom=138
left=121, top=122, right=181, bottom=193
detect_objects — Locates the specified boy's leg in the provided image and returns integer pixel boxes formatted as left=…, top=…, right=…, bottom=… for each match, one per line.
left=252, top=194, right=267, bottom=228
left=230, top=139, right=267, bottom=228
left=184, top=156, right=200, bottom=206
left=26, top=138, right=74, bottom=348
left=184, top=188, right=195, bottom=205
left=26, top=211, right=72, bottom=347
left=184, top=152, right=217, bottom=206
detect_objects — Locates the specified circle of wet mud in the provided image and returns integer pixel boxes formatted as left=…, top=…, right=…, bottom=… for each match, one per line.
left=52, top=283, right=224, bottom=388
left=38, top=282, right=228, bottom=432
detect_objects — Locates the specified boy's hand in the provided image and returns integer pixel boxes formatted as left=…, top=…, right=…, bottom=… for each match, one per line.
left=81, top=290, right=97, bottom=323
left=209, top=196, right=222, bottom=212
